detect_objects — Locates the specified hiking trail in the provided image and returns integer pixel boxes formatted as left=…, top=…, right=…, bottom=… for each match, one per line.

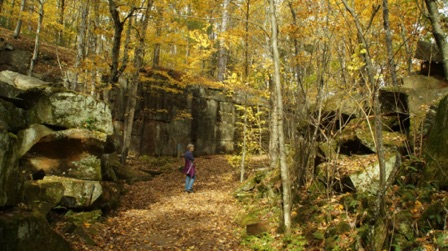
left=63, top=155, right=250, bottom=250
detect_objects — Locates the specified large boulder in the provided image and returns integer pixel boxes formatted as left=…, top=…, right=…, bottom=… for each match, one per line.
left=401, top=75, right=448, bottom=139
left=315, top=153, right=400, bottom=194
left=28, top=91, right=113, bottom=135
left=0, top=48, right=33, bottom=74
left=0, top=130, right=19, bottom=207
left=424, top=95, right=448, bottom=188
left=38, top=176, right=102, bottom=209
left=22, top=180, right=65, bottom=215
left=0, top=99, right=27, bottom=132
left=0, top=70, right=113, bottom=135
left=349, top=154, right=400, bottom=194
left=0, top=209, right=71, bottom=251
left=336, top=118, right=407, bottom=155
left=19, top=128, right=106, bottom=180
left=0, top=70, right=48, bottom=100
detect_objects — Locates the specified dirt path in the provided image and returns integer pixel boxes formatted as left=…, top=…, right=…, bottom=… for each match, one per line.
left=69, top=155, right=249, bottom=251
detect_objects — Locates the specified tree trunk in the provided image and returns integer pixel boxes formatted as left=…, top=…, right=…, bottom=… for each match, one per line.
left=74, top=0, right=89, bottom=91
left=56, top=0, right=65, bottom=45
left=6, top=0, right=15, bottom=29
left=89, top=0, right=100, bottom=96
left=105, top=0, right=135, bottom=106
left=121, top=0, right=153, bottom=165
left=13, top=0, right=25, bottom=39
left=240, top=108, right=247, bottom=182
left=244, top=0, right=250, bottom=79
left=268, top=0, right=292, bottom=236
left=424, top=0, right=448, bottom=78
left=382, top=0, right=398, bottom=86
left=341, top=1, right=387, bottom=249
left=400, top=23, right=413, bottom=75
left=108, top=0, right=124, bottom=85
left=269, top=76, right=279, bottom=169
left=217, top=0, right=229, bottom=81
left=28, top=0, right=44, bottom=76
left=153, top=8, right=163, bottom=68
left=107, top=0, right=135, bottom=84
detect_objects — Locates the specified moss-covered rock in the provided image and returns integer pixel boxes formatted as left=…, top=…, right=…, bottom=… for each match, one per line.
left=349, top=153, right=400, bottom=194
left=38, top=176, right=102, bottom=209
left=101, top=153, right=119, bottom=182
left=0, top=209, right=71, bottom=251
left=20, top=128, right=106, bottom=181
left=28, top=91, right=113, bottom=135
left=394, top=211, right=414, bottom=241
left=65, top=209, right=102, bottom=226
left=22, top=180, right=64, bottom=215
left=402, top=75, right=448, bottom=138
left=424, top=95, right=448, bottom=188
left=0, top=99, right=27, bottom=132
left=92, top=181, right=122, bottom=211
left=0, top=130, right=19, bottom=207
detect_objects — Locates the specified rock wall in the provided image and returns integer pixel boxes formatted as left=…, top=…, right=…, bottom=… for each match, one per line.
left=113, top=75, right=267, bottom=157
left=424, top=95, right=448, bottom=188
left=0, top=70, right=117, bottom=250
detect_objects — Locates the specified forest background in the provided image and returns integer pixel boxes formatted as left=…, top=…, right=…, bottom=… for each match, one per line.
left=1, top=0, right=448, bottom=250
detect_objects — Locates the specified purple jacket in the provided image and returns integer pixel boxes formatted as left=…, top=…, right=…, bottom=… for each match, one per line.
left=183, top=150, right=196, bottom=177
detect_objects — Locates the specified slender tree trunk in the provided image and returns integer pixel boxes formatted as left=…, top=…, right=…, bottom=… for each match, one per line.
left=56, top=0, right=65, bottom=45
left=269, top=77, right=279, bottom=169
left=240, top=108, right=247, bottom=182
left=153, top=8, right=162, bottom=68
left=6, top=0, right=15, bottom=29
left=341, top=1, right=387, bottom=249
left=120, top=16, right=132, bottom=76
left=217, top=0, right=229, bottom=81
left=105, top=0, right=134, bottom=105
left=268, top=0, right=292, bottom=236
left=74, top=0, right=89, bottom=91
left=28, top=0, right=44, bottom=76
left=287, top=0, right=307, bottom=100
left=89, top=0, right=100, bottom=96
left=244, top=0, right=250, bottom=79
left=400, top=24, right=413, bottom=75
left=382, top=0, right=398, bottom=86
left=107, top=0, right=134, bottom=83
left=424, top=0, right=448, bottom=78
left=121, top=0, right=153, bottom=165
left=13, top=0, right=25, bottom=39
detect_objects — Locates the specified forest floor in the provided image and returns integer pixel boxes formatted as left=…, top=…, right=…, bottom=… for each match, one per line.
left=60, top=155, right=251, bottom=251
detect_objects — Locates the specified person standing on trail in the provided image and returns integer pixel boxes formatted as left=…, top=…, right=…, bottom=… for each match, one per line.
left=183, top=143, right=196, bottom=193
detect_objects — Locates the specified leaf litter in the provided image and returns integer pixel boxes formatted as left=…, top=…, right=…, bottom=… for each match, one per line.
left=59, top=155, right=250, bottom=250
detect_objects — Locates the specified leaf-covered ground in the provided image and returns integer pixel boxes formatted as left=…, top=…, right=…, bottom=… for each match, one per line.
left=62, top=155, right=251, bottom=250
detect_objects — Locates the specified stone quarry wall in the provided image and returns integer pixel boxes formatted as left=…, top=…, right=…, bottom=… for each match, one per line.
left=113, top=77, right=268, bottom=157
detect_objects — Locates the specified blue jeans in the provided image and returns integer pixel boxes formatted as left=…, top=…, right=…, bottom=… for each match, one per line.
left=185, top=175, right=195, bottom=191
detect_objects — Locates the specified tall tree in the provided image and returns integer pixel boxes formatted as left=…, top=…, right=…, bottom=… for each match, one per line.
left=424, top=0, right=448, bottom=78
left=13, top=0, right=25, bottom=39
left=341, top=0, right=388, bottom=249
left=152, top=7, right=162, bottom=68
left=268, top=0, right=292, bottom=236
left=28, top=0, right=45, bottom=76
left=56, top=0, right=65, bottom=45
left=122, top=0, right=153, bottom=164
left=73, top=0, right=90, bottom=91
left=217, top=0, right=229, bottom=81
left=106, top=0, right=136, bottom=99
left=382, top=0, right=398, bottom=86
